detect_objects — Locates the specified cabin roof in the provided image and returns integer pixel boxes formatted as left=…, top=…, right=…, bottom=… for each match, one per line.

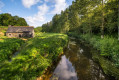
left=6, top=26, right=34, bottom=33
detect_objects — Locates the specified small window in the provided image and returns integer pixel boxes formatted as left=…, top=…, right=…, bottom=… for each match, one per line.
left=9, top=34, right=11, bottom=36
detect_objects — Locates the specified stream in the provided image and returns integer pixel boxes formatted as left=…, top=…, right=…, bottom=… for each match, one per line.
left=41, top=38, right=115, bottom=80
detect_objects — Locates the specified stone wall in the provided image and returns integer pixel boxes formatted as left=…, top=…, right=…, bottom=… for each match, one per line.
left=6, top=32, right=33, bottom=38
left=32, top=29, right=35, bottom=38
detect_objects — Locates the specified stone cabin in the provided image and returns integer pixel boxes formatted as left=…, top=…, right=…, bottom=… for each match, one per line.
left=6, top=26, right=34, bottom=38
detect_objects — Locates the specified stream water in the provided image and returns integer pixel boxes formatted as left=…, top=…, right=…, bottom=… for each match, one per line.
left=9, top=51, right=19, bottom=62
left=42, top=38, right=114, bottom=80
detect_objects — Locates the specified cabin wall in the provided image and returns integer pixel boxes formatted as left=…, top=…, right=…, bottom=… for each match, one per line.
left=32, top=29, right=35, bottom=37
left=6, top=32, right=32, bottom=38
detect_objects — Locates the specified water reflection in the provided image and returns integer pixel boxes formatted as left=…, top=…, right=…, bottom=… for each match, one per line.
left=49, top=38, right=110, bottom=80
left=51, top=55, right=78, bottom=80
left=9, top=51, right=19, bottom=62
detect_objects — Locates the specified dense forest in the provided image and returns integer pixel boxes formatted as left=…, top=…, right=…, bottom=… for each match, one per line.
left=0, top=13, right=28, bottom=26
left=42, top=0, right=118, bottom=36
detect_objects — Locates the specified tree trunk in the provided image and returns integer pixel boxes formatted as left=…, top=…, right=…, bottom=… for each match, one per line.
left=101, top=0, right=104, bottom=39
left=118, top=1, right=119, bottom=40
left=89, top=18, right=92, bottom=36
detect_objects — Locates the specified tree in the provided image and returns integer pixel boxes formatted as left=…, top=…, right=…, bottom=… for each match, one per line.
left=75, top=0, right=101, bottom=34
left=34, top=27, right=42, bottom=33
left=118, top=0, right=119, bottom=40
left=101, top=0, right=104, bottom=38
left=0, top=13, right=28, bottom=26
left=68, top=1, right=80, bottom=32
left=0, top=13, right=13, bottom=26
left=16, top=18, right=27, bottom=26
left=59, top=9, right=70, bottom=33
left=41, top=0, right=118, bottom=37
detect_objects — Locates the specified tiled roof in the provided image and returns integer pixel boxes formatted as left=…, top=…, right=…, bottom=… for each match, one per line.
left=6, top=26, right=34, bottom=33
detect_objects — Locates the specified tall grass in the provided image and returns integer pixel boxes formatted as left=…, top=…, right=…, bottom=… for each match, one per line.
left=82, top=34, right=119, bottom=67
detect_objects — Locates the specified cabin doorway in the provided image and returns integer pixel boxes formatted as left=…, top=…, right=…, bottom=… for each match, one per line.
left=19, top=34, right=21, bottom=38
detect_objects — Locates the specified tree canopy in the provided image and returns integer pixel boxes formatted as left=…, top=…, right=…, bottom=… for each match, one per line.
left=41, top=0, right=118, bottom=37
left=0, top=13, right=28, bottom=26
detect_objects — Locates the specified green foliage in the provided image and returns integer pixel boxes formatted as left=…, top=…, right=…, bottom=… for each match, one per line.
left=34, top=27, right=42, bottom=33
left=42, top=10, right=70, bottom=33
left=0, top=13, right=28, bottom=26
left=41, top=0, right=117, bottom=35
left=0, top=33, right=68, bottom=80
left=68, top=4, right=80, bottom=32
left=92, top=51, right=119, bottom=79
left=0, top=38, right=24, bottom=62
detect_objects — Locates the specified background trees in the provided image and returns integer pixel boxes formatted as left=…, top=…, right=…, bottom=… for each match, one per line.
left=0, top=13, right=28, bottom=26
left=42, top=10, right=70, bottom=33
left=41, top=0, right=117, bottom=38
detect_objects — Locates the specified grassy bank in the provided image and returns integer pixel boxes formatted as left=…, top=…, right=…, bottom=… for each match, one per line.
left=68, top=32, right=119, bottom=79
left=0, top=33, right=68, bottom=80
left=92, top=51, right=119, bottom=79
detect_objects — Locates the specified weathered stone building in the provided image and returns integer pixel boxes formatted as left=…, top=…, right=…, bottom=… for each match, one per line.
left=6, top=26, right=34, bottom=38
